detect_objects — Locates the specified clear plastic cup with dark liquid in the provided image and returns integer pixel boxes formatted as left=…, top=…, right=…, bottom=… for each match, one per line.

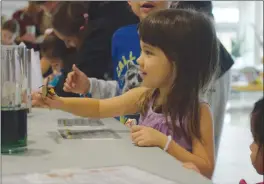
left=1, top=46, right=31, bottom=154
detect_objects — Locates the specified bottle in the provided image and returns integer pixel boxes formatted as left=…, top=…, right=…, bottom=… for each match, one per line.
left=1, top=45, right=31, bottom=154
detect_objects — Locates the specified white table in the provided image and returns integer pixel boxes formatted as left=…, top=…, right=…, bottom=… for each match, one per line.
left=2, top=108, right=213, bottom=184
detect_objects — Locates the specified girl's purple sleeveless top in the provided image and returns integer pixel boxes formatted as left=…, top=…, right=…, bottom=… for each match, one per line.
left=138, top=97, right=193, bottom=152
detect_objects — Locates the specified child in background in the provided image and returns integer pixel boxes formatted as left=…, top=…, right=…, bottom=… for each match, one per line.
left=183, top=98, right=264, bottom=184
left=241, top=98, right=264, bottom=184
left=51, top=1, right=139, bottom=98
left=1, top=19, right=20, bottom=45
left=40, top=33, right=66, bottom=87
left=34, top=9, right=219, bottom=178
left=63, top=1, right=171, bottom=123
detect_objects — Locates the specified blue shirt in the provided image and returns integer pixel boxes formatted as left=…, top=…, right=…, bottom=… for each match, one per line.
left=111, top=24, right=142, bottom=123
left=48, top=71, right=63, bottom=88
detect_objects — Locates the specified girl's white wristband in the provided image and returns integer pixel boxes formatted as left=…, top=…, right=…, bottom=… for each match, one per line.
left=163, top=135, right=172, bottom=151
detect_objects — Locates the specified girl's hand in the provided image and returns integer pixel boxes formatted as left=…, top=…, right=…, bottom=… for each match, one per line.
left=42, top=94, right=64, bottom=110
left=131, top=125, right=167, bottom=148
left=31, top=89, right=63, bottom=109
left=182, top=162, right=201, bottom=174
left=32, top=91, right=46, bottom=107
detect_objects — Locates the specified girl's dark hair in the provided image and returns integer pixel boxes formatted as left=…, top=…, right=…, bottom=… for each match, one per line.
left=171, top=1, right=213, bottom=17
left=51, top=2, right=91, bottom=38
left=40, top=33, right=68, bottom=60
left=138, top=9, right=219, bottom=140
left=251, top=98, right=264, bottom=146
left=2, top=19, right=20, bottom=34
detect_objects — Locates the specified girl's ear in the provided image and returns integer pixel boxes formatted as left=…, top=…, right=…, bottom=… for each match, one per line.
left=127, top=1, right=132, bottom=6
left=171, top=62, right=177, bottom=76
left=169, top=62, right=177, bottom=86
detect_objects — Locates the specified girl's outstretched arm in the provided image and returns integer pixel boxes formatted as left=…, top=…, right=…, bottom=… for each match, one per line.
left=51, top=87, right=148, bottom=118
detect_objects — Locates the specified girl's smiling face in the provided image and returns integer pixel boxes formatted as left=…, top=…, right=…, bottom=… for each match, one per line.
left=137, top=41, right=174, bottom=90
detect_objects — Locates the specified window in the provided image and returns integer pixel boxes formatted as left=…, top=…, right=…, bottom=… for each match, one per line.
left=213, top=8, right=239, bottom=24
left=217, top=32, right=237, bottom=54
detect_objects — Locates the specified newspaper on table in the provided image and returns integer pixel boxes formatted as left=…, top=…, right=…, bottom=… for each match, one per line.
left=2, top=166, right=179, bottom=184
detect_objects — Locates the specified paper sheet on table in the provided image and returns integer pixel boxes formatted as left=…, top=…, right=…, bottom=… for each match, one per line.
left=30, top=49, right=43, bottom=91
left=2, top=166, right=179, bottom=184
